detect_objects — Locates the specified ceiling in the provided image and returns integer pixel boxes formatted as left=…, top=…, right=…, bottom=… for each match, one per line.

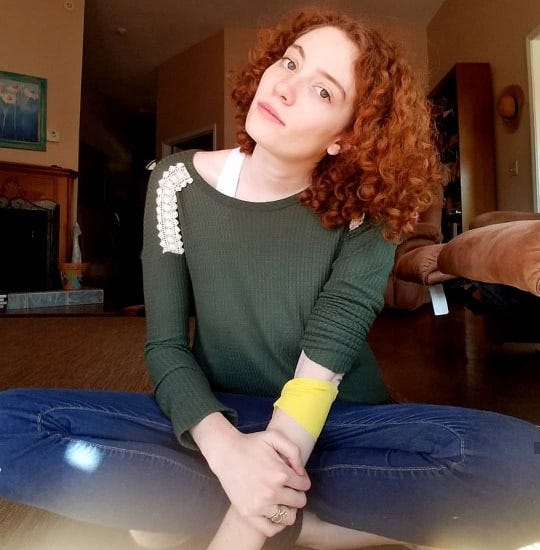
left=82, top=0, right=445, bottom=114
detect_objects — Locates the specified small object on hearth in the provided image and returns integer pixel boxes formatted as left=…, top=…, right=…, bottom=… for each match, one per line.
left=72, top=221, right=82, bottom=263
left=60, top=262, right=89, bottom=290
left=59, top=222, right=88, bottom=290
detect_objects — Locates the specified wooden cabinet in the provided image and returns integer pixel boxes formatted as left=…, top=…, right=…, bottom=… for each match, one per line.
left=429, top=63, right=496, bottom=241
left=0, top=161, right=78, bottom=264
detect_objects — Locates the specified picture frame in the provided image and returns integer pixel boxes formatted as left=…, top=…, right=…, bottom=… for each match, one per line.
left=0, top=70, right=47, bottom=151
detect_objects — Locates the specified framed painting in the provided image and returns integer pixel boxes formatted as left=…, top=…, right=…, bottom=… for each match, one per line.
left=0, top=70, right=47, bottom=151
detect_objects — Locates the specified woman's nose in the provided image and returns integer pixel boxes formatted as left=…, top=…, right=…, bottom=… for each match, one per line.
left=274, top=78, right=294, bottom=105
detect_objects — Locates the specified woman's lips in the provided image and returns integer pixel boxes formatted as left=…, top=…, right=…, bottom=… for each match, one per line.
left=257, top=102, right=285, bottom=126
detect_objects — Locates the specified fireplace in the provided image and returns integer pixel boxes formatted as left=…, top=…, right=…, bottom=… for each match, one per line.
left=0, top=199, right=61, bottom=292
left=0, top=161, right=77, bottom=264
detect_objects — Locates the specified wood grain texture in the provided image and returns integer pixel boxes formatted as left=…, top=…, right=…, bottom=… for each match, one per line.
left=0, top=317, right=151, bottom=393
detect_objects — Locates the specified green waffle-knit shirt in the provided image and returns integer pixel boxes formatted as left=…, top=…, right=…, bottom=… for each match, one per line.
left=142, top=150, right=396, bottom=448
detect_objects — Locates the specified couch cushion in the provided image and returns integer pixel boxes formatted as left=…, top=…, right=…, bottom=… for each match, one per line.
left=438, top=220, right=540, bottom=296
left=470, top=210, right=540, bottom=229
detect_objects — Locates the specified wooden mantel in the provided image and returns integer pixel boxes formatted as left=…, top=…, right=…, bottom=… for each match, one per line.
left=0, top=161, right=78, bottom=265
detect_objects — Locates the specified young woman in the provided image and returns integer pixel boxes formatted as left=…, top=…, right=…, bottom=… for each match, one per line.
left=0, top=8, right=539, bottom=550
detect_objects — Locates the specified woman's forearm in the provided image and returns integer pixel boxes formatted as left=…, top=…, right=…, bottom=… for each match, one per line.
left=207, top=507, right=267, bottom=550
left=295, top=350, right=344, bottom=385
left=209, top=352, right=342, bottom=550
left=190, top=414, right=267, bottom=550
left=266, top=407, right=315, bottom=465
left=271, top=350, right=342, bottom=464
left=189, top=411, right=241, bottom=468
left=189, top=413, right=266, bottom=550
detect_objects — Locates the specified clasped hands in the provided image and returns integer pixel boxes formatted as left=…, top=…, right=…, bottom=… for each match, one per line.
left=208, top=427, right=311, bottom=537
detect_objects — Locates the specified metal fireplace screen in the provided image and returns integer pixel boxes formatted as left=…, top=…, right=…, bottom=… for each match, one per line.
left=0, top=198, right=61, bottom=292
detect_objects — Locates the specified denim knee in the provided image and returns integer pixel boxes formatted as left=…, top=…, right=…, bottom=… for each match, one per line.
left=0, top=388, right=38, bottom=433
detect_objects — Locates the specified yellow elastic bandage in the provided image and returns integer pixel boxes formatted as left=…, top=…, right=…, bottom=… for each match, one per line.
left=273, top=378, right=338, bottom=439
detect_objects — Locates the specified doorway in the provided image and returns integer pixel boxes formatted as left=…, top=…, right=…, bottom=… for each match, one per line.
left=162, top=124, right=216, bottom=157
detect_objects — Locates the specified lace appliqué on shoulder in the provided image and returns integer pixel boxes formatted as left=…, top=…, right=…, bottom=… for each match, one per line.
left=348, top=213, right=365, bottom=231
left=156, top=162, right=193, bottom=254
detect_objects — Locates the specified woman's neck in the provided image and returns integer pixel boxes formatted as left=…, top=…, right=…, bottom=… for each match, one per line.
left=235, top=146, right=315, bottom=202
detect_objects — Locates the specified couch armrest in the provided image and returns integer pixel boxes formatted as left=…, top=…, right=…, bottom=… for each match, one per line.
left=394, top=244, right=455, bottom=286
left=438, top=220, right=540, bottom=296
left=384, top=222, right=446, bottom=311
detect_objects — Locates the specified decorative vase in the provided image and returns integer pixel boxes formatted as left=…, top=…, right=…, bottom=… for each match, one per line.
left=60, top=262, right=89, bottom=290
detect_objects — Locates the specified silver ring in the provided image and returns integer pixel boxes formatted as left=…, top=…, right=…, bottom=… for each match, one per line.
left=268, top=505, right=288, bottom=524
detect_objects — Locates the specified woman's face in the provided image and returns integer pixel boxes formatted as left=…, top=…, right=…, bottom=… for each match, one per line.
left=245, top=26, right=358, bottom=163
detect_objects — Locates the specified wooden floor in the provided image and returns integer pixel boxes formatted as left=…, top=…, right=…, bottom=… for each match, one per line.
left=0, top=295, right=539, bottom=549
left=372, top=296, right=540, bottom=425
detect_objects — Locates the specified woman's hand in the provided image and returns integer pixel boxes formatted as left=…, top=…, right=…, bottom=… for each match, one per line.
left=213, top=428, right=310, bottom=534
left=201, top=421, right=311, bottom=535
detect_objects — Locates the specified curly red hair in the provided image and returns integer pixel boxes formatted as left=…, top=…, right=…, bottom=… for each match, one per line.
left=231, top=8, right=443, bottom=241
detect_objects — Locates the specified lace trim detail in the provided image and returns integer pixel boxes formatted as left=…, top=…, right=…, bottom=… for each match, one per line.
left=348, top=213, right=365, bottom=231
left=156, top=162, right=193, bottom=254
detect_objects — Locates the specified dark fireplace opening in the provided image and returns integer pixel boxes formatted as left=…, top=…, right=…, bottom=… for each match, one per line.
left=0, top=200, right=61, bottom=293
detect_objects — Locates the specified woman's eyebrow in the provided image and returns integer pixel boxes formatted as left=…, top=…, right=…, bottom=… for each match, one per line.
left=289, top=43, right=347, bottom=99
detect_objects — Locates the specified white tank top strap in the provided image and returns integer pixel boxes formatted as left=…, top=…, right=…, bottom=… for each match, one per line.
left=216, top=147, right=245, bottom=198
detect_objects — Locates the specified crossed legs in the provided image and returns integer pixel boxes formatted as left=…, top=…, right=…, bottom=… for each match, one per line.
left=0, top=389, right=538, bottom=549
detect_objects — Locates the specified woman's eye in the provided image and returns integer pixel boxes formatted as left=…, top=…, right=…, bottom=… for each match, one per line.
left=282, top=57, right=296, bottom=71
left=316, top=86, right=331, bottom=101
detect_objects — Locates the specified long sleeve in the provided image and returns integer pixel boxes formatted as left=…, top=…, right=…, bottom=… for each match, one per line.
left=300, top=222, right=396, bottom=374
left=141, top=156, right=237, bottom=450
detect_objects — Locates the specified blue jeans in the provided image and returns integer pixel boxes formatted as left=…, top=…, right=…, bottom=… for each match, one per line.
left=0, top=388, right=539, bottom=549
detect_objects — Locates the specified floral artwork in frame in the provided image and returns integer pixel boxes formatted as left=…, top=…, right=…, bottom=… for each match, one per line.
left=0, top=70, right=47, bottom=151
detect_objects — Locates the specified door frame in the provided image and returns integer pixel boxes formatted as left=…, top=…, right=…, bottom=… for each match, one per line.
left=526, top=25, right=540, bottom=212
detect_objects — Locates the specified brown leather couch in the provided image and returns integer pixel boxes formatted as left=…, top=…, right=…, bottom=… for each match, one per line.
left=438, top=212, right=540, bottom=296
left=392, top=211, right=540, bottom=313
left=384, top=184, right=448, bottom=311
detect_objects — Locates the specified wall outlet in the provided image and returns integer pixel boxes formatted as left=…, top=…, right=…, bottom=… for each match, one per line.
left=509, top=159, right=519, bottom=176
left=47, top=129, right=60, bottom=142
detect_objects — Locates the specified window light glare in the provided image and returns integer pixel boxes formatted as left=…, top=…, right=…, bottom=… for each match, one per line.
left=64, top=440, right=102, bottom=473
